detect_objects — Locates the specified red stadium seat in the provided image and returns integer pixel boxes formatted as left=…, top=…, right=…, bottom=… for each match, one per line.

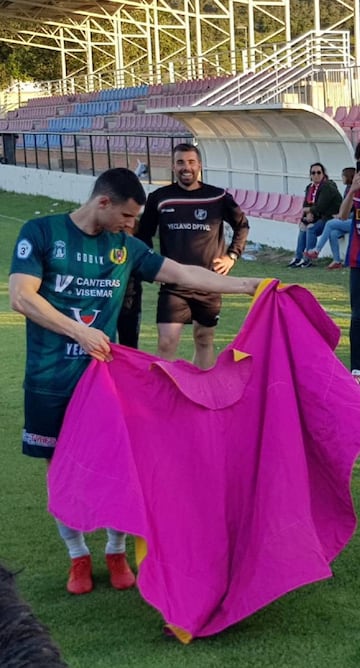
left=285, top=195, right=304, bottom=223
left=270, top=194, right=294, bottom=221
left=240, top=190, right=258, bottom=213
left=342, top=106, right=360, bottom=128
left=333, top=106, right=348, bottom=125
left=259, top=192, right=281, bottom=217
left=248, top=191, right=270, bottom=216
left=233, top=189, right=247, bottom=206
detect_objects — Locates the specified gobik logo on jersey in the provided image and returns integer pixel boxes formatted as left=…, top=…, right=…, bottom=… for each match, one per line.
left=71, top=308, right=101, bottom=326
left=110, top=246, right=127, bottom=265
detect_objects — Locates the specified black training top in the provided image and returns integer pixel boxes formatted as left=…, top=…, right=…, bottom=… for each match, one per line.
left=138, top=182, right=249, bottom=269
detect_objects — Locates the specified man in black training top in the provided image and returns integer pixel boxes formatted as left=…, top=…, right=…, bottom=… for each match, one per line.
left=137, top=142, right=250, bottom=368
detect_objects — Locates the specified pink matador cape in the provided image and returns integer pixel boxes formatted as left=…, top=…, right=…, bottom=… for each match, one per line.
left=48, top=279, right=360, bottom=642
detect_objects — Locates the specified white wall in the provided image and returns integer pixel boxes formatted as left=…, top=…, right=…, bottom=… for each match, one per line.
left=247, top=215, right=349, bottom=259
left=0, top=165, right=157, bottom=203
left=247, top=216, right=298, bottom=251
left=0, top=165, right=97, bottom=203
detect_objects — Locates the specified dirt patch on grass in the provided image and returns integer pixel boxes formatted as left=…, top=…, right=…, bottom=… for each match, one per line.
left=256, top=247, right=291, bottom=263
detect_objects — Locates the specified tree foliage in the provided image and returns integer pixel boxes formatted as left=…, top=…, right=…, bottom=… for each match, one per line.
left=0, top=0, right=354, bottom=87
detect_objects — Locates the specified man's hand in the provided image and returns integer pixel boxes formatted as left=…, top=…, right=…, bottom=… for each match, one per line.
left=212, top=255, right=235, bottom=275
left=75, top=326, right=112, bottom=362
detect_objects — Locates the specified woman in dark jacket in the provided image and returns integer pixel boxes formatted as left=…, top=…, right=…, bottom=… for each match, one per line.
left=288, top=162, right=343, bottom=267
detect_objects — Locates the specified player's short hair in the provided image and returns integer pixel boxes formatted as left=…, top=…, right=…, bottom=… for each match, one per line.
left=90, top=168, right=146, bottom=205
left=172, top=143, right=202, bottom=161
left=342, top=167, right=356, bottom=184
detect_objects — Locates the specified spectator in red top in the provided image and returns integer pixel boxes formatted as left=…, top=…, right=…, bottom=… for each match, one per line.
left=287, top=163, right=342, bottom=268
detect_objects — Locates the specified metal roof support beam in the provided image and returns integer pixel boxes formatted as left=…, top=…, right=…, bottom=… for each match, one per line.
left=113, top=11, right=125, bottom=88
left=86, top=19, right=94, bottom=91
left=0, top=1, right=358, bottom=86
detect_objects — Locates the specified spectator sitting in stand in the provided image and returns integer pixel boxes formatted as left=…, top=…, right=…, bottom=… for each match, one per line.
left=287, top=163, right=342, bottom=268
left=305, top=167, right=355, bottom=269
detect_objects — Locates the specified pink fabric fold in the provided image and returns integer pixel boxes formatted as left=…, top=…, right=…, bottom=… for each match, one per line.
left=48, top=279, right=360, bottom=639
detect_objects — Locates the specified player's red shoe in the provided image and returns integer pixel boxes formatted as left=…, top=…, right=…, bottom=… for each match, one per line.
left=67, top=555, right=93, bottom=595
left=106, top=553, right=136, bottom=590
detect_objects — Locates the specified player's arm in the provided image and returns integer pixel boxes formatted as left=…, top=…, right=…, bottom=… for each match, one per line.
left=339, top=173, right=360, bottom=219
left=154, top=258, right=261, bottom=296
left=213, top=196, right=249, bottom=275
left=9, top=273, right=111, bottom=361
left=136, top=193, right=159, bottom=247
left=225, top=195, right=249, bottom=254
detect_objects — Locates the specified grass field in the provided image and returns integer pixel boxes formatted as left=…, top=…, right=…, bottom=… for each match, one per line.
left=1, top=189, right=360, bottom=668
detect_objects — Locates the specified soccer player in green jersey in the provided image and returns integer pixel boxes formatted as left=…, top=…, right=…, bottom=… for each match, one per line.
left=9, top=167, right=261, bottom=596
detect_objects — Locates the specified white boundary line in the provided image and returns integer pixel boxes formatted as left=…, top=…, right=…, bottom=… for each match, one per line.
left=0, top=213, right=24, bottom=222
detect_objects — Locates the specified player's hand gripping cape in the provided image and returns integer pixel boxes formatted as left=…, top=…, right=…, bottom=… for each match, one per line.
left=48, top=279, right=360, bottom=642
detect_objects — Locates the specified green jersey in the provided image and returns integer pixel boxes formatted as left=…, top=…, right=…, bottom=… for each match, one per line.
left=10, top=213, right=165, bottom=396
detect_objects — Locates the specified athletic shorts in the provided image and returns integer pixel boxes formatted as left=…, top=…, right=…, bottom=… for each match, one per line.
left=22, top=390, right=71, bottom=459
left=156, top=289, right=221, bottom=327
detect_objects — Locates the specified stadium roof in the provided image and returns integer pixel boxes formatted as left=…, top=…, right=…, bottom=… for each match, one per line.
left=0, top=1, right=295, bottom=87
left=0, top=1, right=358, bottom=88
left=0, top=1, right=120, bottom=19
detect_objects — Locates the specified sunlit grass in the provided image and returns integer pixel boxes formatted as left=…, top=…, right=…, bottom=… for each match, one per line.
left=1, top=191, right=359, bottom=667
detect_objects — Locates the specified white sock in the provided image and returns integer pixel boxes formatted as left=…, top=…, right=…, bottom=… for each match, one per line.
left=105, top=529, right=126, bottom=555
left=55, top=519, right=90, bottom=559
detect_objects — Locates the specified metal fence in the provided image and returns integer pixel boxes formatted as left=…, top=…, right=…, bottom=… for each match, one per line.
left=0, top=130, right=193, bottom=183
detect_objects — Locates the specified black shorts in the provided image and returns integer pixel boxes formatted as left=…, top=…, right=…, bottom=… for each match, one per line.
left=156, top=289, right=221, bottom=327
left=22, top=391, right=71, bottom=459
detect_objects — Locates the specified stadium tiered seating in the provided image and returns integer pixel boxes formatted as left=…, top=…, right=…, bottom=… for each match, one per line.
left=6, top=79, right=210, bottom=153
left=342, top=106, right=360, bottom=128
left=7, top=81, right=360, bottom=176
left=146, top=76, right=231, bottom=108
left=229, top=189, right=304, bottom=225
left=255, top=194, right=304, bottom=224
left=325, top=104, right=360, bottom=145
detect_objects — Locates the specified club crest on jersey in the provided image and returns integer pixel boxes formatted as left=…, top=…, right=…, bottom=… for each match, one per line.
left=110, top=246, right=127, bottom=264
left=53, top=240, right=66, bottom=259
left=71, top=308, right=101, bottom=326
left=194, top=209, right=207, bottom=221
left=17, top=238, right=32, bottom=259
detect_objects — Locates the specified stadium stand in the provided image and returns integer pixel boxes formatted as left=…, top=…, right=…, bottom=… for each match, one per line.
left=6, top=80, right=360, bottom=154
left=4, top=77, right=228, bottom=137
left=0, top=77, right=356, bottom=239
left=228, top=190, right=306, bottom=226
